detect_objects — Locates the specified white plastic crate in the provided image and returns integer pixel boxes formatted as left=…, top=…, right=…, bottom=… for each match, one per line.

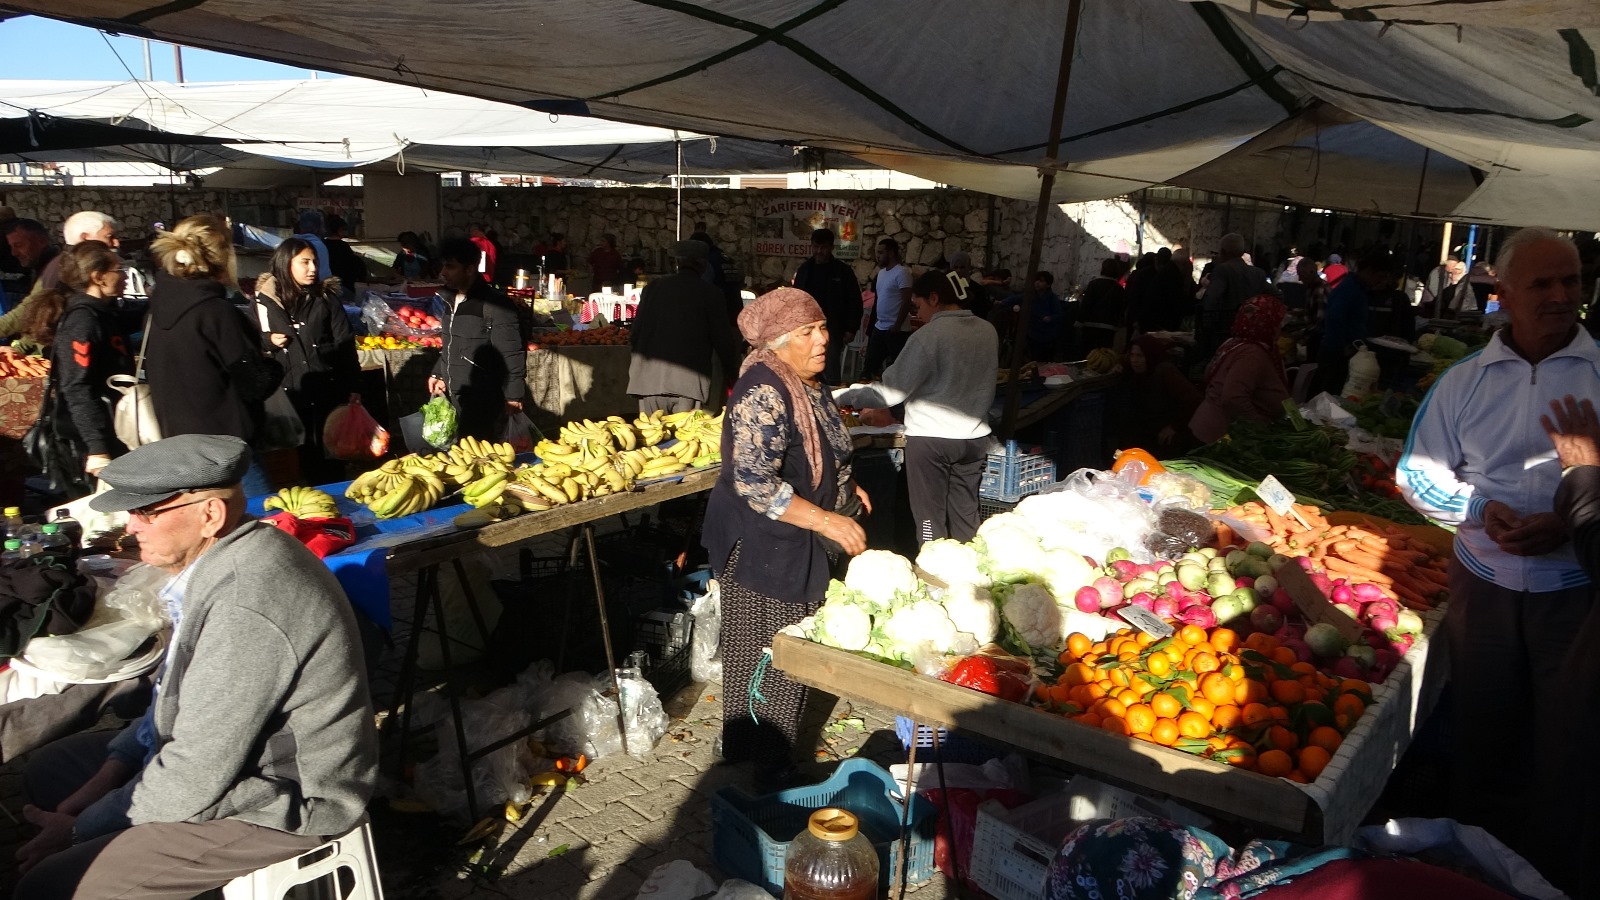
left=979, top=441, right=1055, bottom=503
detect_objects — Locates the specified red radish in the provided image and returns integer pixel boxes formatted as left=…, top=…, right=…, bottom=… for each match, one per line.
left=1295, top=556, right=1315, bottom=571
left=1110, top=560, right=1139, bottom=580
left=1164, top=581, right=1186, bottom=601
left=1368, top=614, right=1398, bottom=634
left=1307, top=572, right=1334, bottom=594
left=1093, top=576, right=1122, bottom=608
left=1331, top=656, right=1366, bottom=680
left=1074, top=586, right=1101, bottom=614
left=1152, top=596, right=1179, bottom=618
left=1270, top=588, right=1294, bottom=612
left=1130, top=592, right=1156, bottom=611
left=1282, top=637, right=1313, bottom=663
left=1237, top=576, right=1255, bottom=589
left=1363, top=600, right=1399, bottom=621
left=1249, top=605, right=1283, bottom=634
left=1353, top=583, right=1387, bottom=602
left=1177, top=606, right=1217, bottom=629
left=1331, top=584, right=1355, bottom=605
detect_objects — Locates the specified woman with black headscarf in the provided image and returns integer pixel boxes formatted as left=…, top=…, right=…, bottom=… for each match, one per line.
left=702, top=287, right=871, bottom=778
left=1110, top=334, right=1201, bottom=454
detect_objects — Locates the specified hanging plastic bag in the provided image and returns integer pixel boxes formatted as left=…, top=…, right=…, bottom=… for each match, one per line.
left=689, top=579, right=723, bottom=684
left=323, top=394, right=390, bottom=460
left=420, top=396, right=458, bottom=449
left=360, top=291, right=392, bottom=337
left=503, top=410, right=539, bottom=455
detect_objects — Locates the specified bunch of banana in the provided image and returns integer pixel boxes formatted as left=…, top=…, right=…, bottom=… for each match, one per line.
left=262, top=486, right=341, bottom=519
left=633, top=409, right=670, bottom=446
left=453, top=434, right=516, bottom=465
left=345, top=456, right=448, bottom=519
left=557, top=417, right=619, bottom=451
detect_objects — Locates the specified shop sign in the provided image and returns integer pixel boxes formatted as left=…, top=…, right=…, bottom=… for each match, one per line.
left=753, top=198, right=861, bottom=260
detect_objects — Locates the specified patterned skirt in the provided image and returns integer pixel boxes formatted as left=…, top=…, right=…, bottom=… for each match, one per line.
left=718, top=545, right=825, bottom=766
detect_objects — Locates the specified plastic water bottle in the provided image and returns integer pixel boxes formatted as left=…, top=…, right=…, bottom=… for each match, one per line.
left=1, top=507, right=21, bottom=540
left=37, top=524, right=71, bottom=558
left=1, top=539, right=22, bottom=562
left=1342, top=342, right=1380, bottom=400
left=51, top=508, right=83, bottom=549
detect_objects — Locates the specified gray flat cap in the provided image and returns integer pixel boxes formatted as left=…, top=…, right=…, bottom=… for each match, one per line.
left=90, top=434, right=252, bottom=513
left=670, top=239, right=710, bottom=261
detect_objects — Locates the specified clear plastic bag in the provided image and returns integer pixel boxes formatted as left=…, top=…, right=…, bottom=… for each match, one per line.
left=689, top=580, right=723, bottom=685
left=420, top=396, right=458, bottom=450
left=1013, top=467, right=1161, bottom=563
left=412, top=696, right=536, bottom=822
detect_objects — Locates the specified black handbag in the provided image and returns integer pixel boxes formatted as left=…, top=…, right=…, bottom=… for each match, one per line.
left=24, top=372, right=92, bottom=498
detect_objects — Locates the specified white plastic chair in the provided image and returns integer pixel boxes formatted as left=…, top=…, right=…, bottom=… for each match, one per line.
left=221, top=815, right=384, bottom=900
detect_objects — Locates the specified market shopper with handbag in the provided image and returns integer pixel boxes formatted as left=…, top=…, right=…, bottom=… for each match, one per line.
left=836, top=270, right=996, bottom=544
left=702, top=287, right=871, bottom=781
left=38, top=241, right=134, bottom=495
left=255, top=237, right=359, bottom=484
left=145, top=215, right=283, bottom=496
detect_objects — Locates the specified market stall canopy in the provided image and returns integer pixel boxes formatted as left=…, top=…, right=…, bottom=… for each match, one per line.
left=0, top=110, right=249, bottom=153
left=4, top=2, right=1599, bottom=227
left=0, top=78, right=838, bottom=182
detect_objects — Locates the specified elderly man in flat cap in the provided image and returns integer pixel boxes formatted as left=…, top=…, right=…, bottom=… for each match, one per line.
left=14, top=434, right=377, bottom=899
left=627, top=239, right=744, bottom=414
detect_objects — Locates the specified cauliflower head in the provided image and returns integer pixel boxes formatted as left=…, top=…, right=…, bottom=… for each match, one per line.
left=916, top=539, right=990, bottom=589
left=880, top=598, right=960, bottom=661
left=941, top=582, right=999, bottom=645
left=994, top=581, right=1062, bottom=654
left=843, top=550, right=920, bottom=611
left=812, top=599, right=874, bottom=652
left=973, top=514, right=1047, bottom=584
left=1039, top=548, right=1096, bottom=607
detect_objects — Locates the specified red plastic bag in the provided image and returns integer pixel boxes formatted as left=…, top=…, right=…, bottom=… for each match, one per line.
left=262, top=511, right=357, bottom=558
left=323, top=394, right=390, bottom=460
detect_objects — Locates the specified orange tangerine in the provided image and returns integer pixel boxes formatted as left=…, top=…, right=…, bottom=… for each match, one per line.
left=1135, top=631, right=1156, bottom=648
left=1232, top=679, right=1253, bottom=706
left=1269, top=705, right=1290, bottom=723
left=1257, top=749, right=1294, bottom=778
left=1101, top=716, right=1128, bottom=735
left=1177, top=711, right=1212, bottom=739
left=1067, top=633, right=1093, bottom=658
left=1309, top=726, right=1343, bottom=753
left=1241, top=702, right=1274, bottom=727
left=1192, top=652, right=1221, bottom=675
left=1180, top=624, right=1208, bottom=645
left=1200, top=673, right=1236, bottom=706
left=1265, top=725, right=1298, bottom=752
left=1188, top=696, right=1216, bottom=720
left=1125, top=703, right=1156, bottom=735
left=1064, top=663, right=1096, bottom=686
left=1270, top=647, right=1298, bottom=666
left=1334, top=693, right=1365, bottom=722
left=1290, top=661, right=1317, bottom=677
left=1083, top=682, right=1110, bottom=702
left=1079, top=713, right=1103, bottom=729
left=1116, top=688, right=1142, bottom=707
left=1150, top=692, right=1183, bottom=719
left=1151, top=718, right=1180, bottom=746
left=1101, top=698, right=1128, bottom=719
left=1146, top=653, right=1172, bottom=678
left=1211, top=704, right=1242, bottom=731
left=1210, top=628, right=1239, bottom=653
left=1269, top=679, right=1305, bottom=706
left=1298, top=745, right=1332, bottom=780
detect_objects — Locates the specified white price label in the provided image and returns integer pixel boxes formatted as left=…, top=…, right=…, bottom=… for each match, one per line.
left=1256, top=475, right=1296, bottom=516
left=1117, top=605, right=1175, bottom=639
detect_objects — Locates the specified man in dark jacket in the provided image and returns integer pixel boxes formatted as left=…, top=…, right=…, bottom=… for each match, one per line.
left=321, top=215, right=367, bottom=295
left=792, top=228, right=860, bottom=384
left=428, top=238, right=528, bottom=440
left=53, top=288, right=134, bottom=477
left=627, top=240, right=742, bottom=414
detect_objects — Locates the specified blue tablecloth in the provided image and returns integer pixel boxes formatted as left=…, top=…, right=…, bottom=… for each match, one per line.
left=248, top=480, right=471, bottom=629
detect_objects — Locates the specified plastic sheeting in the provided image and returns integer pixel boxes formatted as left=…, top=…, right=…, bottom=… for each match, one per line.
left=7, top=1, right=1600, bottom=226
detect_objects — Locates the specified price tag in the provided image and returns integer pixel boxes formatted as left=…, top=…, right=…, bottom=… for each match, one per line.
left=1117, top=605, right=1175, bottom=639
left=1257, top=475, right=1310, bottom=529
left=1276, top=561, right=1365, bottom=644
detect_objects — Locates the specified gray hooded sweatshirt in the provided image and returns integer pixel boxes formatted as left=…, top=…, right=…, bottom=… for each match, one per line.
left=76, top=520, right=377, bottom=840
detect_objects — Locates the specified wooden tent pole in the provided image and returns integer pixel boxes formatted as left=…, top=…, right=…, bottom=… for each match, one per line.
left=1001, top=0, right=1085, bottom=439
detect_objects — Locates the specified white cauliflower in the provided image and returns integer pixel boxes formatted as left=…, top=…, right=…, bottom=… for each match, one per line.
left=1039, top=548, right=1096, bottom=608
left=811, top=599, right=874, bottom=652
left=940, top=582, right=999, bottom=645
left=994, top=581, right=1062, bottom=654
left=916, top=539, right=990, bottom=588
left=973, top=513, right=1047, bottom=584
left=880, top=598, right=960, bottom=661
left=843, top=550, right=920, bottom=612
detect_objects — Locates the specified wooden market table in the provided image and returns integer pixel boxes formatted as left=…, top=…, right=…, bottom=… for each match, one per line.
left=358, top=345, right=636, bottom=436
left=354, top=467, right=720, bottom=820
left=772, top=604, right=1446, bottom=845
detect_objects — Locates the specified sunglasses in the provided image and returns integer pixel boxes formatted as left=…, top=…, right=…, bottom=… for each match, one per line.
left=130, top=495, right=211, bottom=524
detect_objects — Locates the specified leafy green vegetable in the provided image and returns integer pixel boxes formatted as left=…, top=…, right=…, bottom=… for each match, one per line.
left=420, top=396, right=458, bottom=449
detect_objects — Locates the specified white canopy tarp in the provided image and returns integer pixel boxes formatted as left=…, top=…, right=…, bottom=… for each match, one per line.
left=5, top=1, right=1599, bottom=226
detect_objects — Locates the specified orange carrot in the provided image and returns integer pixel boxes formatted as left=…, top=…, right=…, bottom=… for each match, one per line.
left=1322, top=556, right=1395, bottom=585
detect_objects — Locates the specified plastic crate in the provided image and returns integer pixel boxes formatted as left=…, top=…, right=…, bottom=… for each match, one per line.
left=978, top=498, right=1017, bottom=523
left=711, top=758, right=937, bottom=894
left=893, top=717, right=1001, bottom=765
left=632, top=608, right=694, bottom=699
left=979, top=441, right=1056, bottom=503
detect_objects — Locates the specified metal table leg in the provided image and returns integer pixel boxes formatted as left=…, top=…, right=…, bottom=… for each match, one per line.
left=583, top=524, right=630, bottom=757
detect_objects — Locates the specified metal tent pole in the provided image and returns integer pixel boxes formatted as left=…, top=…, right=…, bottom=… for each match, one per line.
left=1000, top=0, right=1085, bottom=439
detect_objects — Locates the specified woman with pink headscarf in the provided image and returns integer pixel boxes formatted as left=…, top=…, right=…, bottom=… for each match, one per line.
left=701, top=287, right=872, bottom=780
left=1188, top=294, right=1290, bottom=443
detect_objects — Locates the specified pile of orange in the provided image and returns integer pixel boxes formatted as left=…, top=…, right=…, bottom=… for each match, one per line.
left=1041, top=624, right=1373, bottom=783
left=528, top=324, right=630, bottom=350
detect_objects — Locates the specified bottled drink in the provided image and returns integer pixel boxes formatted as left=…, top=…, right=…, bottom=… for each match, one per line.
left=1, top=539, right=22, bottom=562
left=1, top=506, right=21, bottom=539
left=784, top=809, right=879, bottom=900
left=51, top=508, right=83, bottom=549
left=37, top=524, right=71, bottom=557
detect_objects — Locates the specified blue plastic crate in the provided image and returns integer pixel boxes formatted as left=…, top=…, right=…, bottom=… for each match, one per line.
left=711, top=758, right=936, bottom=893
left=979, top=441, right=1056, bottom=503
left=893, top=716, right=1002, bottom=765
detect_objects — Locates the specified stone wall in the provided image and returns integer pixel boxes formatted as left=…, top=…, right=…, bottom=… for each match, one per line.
left=3, top=182, right=1285, bottom=290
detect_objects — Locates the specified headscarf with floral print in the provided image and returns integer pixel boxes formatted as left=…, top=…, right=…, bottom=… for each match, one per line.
left=737, top=287, right=829, bottom=489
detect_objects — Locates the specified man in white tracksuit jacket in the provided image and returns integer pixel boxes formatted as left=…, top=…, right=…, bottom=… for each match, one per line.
left=1397, top=227, right=1595, bottom=851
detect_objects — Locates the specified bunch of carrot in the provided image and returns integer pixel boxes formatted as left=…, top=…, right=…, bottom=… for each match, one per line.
left=0, top=355, right=50, bottom=378
left=1218, top=501, right=1448, bottom=611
